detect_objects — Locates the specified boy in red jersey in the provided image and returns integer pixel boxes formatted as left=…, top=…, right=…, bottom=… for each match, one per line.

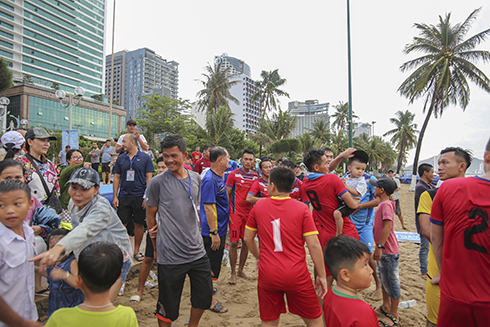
left=281, top=160, right=304, bottom=201
left=246, top=157, right=272, bottom=205
left=323, top=235, right=378, bottom=327
left=301, top=149, right=359, bottom=289
left=244, top=166, right=327, bottom=327
left=226, top=149, right=258, bottom=284
left=430, top=140, right=490, bottom=327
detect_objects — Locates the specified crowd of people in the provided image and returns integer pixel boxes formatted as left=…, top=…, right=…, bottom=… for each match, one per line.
left=0, top=123, right=489, bottom=327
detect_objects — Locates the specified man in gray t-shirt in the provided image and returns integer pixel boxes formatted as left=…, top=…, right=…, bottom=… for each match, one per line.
left=89, top=142, right=101, bottom=172
left=146, top=134, right=212, bottom=325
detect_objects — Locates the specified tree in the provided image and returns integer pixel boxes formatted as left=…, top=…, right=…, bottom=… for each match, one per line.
left=270, top=138, right=301, bottom=159
left=268, top=108, right=297, bottom=140
left=399, top=8, right=490, bottom=190
left=330, top=129, right=349, bottom=157
left=307, top=118, right=330, bottom=144
left=331, top=101, right=359, bottom=131
left=91, top=94, right=102, bottom=101
left=205, top=106, right=235, bottom=145
left=196, top=62, right=239, bottom=113
left=51, top=82, right=60, bottom=90
left=297, top=133, right=318, bottom=155
left=22, top=74, right=33, bottom=84
left=0, top=58, right=12, bottom=94
left=251, top=69, right=290, bottom=117
left=383, top=110, right=418, bottom=174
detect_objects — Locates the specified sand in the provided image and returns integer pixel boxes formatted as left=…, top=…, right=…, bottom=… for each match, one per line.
left=38, top=183, right=428, bottom=326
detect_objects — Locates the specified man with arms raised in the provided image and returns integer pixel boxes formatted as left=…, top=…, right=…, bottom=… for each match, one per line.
left=146, top=135, right=212, bottom=327
left=226, top=149, right=258, bottom=284
left=116, top=120, right=149, bottom=153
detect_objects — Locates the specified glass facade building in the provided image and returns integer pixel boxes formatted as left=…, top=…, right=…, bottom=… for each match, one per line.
left=0, top=0, right=105, bottom=96
left=288, top=100, right=330, bottom=138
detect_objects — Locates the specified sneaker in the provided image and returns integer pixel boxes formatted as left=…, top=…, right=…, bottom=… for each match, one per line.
left=118, top=282, right=125, bottom=296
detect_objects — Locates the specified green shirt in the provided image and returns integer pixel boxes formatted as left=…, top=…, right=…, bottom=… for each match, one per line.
left=59, top=163, right=84, bottom=209
left=45, top=305, right=138, bottom=327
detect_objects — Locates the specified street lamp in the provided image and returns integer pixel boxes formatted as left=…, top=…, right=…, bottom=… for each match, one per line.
left=55, top=87, right=85, bottom=130
left=0, top=97, right=10, bottom=133
left=371, top=121, right=376, bottom=136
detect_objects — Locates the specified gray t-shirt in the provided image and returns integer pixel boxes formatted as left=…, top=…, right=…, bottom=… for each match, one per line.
left=146, top=169, right=205, bottom=265
left=90, top=148, right=100, bottom=163
left=393, top=177, right=401, bottom=200
left=101, top=146, right=113, bottom=163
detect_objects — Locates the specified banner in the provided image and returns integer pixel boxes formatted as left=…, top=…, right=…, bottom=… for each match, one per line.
left=61, top=130, right=79, bottom=149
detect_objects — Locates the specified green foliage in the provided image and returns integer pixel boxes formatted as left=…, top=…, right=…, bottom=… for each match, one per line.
left=383, top=110, right=418, bottom=173
left=22, top=74, right=33, bottom=84
left=297, top=133, right=318, bottom=154
left=45, top=130, right=94, bottom=162
left=251, top=69, right=290, bottom=116
left=51, top=82, right=60, bottom=90
left=206, top=106, right=235, bottom=145
left=196, top=62, right=239, bottom=113
left=91, top=94, right=102, bottom=101
left=0, top=58, right=12, bottom=95
left=351, top=134, right=397, bottom=172
left=270, top=138, right=301, bottom=159
left=331, top=101, right=358, bottom=131
left=307, top=118, right=330, bottom=144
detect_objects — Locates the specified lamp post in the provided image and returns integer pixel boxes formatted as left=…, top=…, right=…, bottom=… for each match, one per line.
left=0, top=97, right=10, bottom=133
left=55, top=87, right=85, bottom=130
left=371, top=121, right=376, bottom=136
left=346, top=0, right=353, bottom=147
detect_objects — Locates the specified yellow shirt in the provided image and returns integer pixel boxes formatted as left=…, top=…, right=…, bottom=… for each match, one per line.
left=45, top=305, right=138, bottom=327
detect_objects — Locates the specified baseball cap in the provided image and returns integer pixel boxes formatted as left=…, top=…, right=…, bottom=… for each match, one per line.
left=1, top=131, right=25, bottom=149
left=369, top=176, right=397, bottom=195
left=25, top=127, right=57, bottom=141
left=126, top=120, right=137, bottom=126
left=66, top=167, right=100, bottom=189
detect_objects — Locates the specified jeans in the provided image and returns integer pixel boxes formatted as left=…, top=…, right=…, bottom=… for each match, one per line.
left=419, top=234, right=429, bottom=275
left=377, top=253, right=401, bottom=299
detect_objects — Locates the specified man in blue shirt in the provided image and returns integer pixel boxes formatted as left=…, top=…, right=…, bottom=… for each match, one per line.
left=200, top=146, right=230, bottom=314
left=113, top=134, right=154, bottom=262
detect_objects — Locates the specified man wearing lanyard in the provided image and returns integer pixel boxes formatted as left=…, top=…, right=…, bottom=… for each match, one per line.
left=113, top=134, right=154, bottom=263
left=146, top=134, right=213, bottom=327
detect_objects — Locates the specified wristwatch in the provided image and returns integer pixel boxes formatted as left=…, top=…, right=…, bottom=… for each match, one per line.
left=211, top=229, right=219, bottom=236
left=377, top=243, right=385, bottom=249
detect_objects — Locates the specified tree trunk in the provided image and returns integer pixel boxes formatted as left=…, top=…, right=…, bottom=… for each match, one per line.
left=396, top=145, right=404, bottom=174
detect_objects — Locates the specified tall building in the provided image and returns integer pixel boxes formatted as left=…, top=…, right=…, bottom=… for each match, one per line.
left=353, top=122, right=371, bottom=137
left=0, top=0, right=105, bottom=96
left=215, top=53, right=261, bottom=135
left=105, top=48, right=179, bottom=122
left=288, top=100, right=330, bottom=138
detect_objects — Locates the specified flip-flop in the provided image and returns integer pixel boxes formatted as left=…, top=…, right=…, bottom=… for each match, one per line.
left=35, top=288, right=49, bottom=297
left=209, top=301, right=228, bottom=314
left=378, top=306, right=399, bottom=326
left=213, top=287, right=218, bottom=295
left=129, top=295, right=141, bottom=304
left=134, top=252, right=145, bottom=262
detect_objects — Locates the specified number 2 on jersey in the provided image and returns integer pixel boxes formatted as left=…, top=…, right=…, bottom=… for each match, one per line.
left=272, top=218, right=283, bottom=252
left=464, top=208, right=489, bottom=255
left=306, top=190, right=322, bottom=210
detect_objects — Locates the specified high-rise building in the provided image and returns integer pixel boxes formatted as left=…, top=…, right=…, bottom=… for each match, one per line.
left=288, top=100, right=330, bottom=138
left=0, top=0, right=105, bottom=96
left=105, top=48, right=179, bottom=122
left=353, top=122, right=371, bottom=137
left=215, top=53, right=261, bottom=135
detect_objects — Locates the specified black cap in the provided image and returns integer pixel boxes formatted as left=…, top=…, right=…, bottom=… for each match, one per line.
left=369, top=176, right=397, bottom=195
left=66, top=167, right=100, bottom=189
left=351, top=150, right=369, bottom=164
left=25, top=127, right=57, bottom=141
left=126, top=120, right=137, bottom=126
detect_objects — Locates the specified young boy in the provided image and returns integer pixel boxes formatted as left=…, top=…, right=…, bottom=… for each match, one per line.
left=0, top=180, right=36, bottom=327
left=334, top=151, right=368, bottom=225
left=246, top=157, right=272, bottom=204
left=369, top=176, right=400, bottom=327
left=244, top=166, right=327, bottom=327
left=323, top=235, right=378, bottom=327
left=46, top=242, right=138, bottom=326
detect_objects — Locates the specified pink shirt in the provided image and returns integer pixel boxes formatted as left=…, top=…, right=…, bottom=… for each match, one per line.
left=25, top=196, right=42, bottom=227
left=373, top=200, right=399, bottom=255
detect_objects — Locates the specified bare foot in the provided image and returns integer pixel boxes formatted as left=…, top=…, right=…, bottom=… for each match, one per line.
left=371, top=288, right=383, bottom=301
left=228, top=275, right=237, bottom=285
left=237, top=271, right=249, bottom=280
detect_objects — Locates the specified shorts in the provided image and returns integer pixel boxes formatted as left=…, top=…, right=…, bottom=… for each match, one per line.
left=395, top=199, right=402, bottom=216
left=229, top=213, right=246, bottom=242
left=117, top=196, right=146, bottom=226
left=258, top=282, right=322, bottom=321
left=155, top=256, right=213, bottom=322
left=145, top=232, right=154, bottom=258
left=101, top=162, right=111, bottom=173
left=355, top=222, right=374, bottom=253
left=336, top=203, right=356, bottom=218
left=438, top=293, right=490, bottom=327
left=202, top=235, right=226, bottom=280
left=376, top=253, right=401, bottom=299
left=91, top=162, right=100, bottom=172
left=121, top=259, right=132, bottom=284
left=426, top=275, right=440, bottom=324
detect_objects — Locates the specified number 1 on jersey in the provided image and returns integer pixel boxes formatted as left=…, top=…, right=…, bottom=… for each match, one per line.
left=272, top=218, right=283, bottom=252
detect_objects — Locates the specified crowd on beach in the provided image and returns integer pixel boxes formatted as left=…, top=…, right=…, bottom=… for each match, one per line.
left=0, top=119, right=489, bottom=327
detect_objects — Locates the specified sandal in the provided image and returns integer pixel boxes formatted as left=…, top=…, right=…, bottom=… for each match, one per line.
left=129, top=295, right=141, bottom=304
left=134, top=252, right=145, bottom=262
left=379, top=306, right=399, bottom=326
left=209, top=301, right=228, bottom=313
left=35, top=288, right=50, bottom=297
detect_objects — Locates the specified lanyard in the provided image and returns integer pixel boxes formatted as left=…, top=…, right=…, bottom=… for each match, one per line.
left=127, top=151, right=139, bottom=170
left=168, top=169, right=193, bottom=201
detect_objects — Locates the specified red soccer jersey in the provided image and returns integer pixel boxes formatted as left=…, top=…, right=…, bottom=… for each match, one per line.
left=290, top=177, right=303, bottom=201
left=246, top=197, right=318, bottom=289
left=249, top=177, right=269, bottom=199
left=226, top=168, right=258, bottom=216
left=430, top=176, right=490, bottom=306
left=301, top=174, right=357, bottom=240
left=193, top=157, right=211, bottom=174
left=191, top=151, right=202, bottom=165
left=323, top=287, right=378, bottom=327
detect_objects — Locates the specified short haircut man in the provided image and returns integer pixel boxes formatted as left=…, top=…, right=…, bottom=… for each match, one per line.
left=194, top=143, right=214, bottom=174
left=418, top=163, right=433, bottom=178
left=116, top=120, right=149, bottom=152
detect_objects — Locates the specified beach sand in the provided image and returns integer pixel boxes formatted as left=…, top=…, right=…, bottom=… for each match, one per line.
left=38, top=183, right=428, bottom=326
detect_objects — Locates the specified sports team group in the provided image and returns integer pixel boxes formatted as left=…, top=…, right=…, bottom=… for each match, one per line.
left=0, top=123, right=489, bottom=327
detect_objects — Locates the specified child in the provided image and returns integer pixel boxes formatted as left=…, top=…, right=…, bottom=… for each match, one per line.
left=44, top=229, right=84, bottom=317
left=45, top=242, right=138, bottom=326
left=244, top=166, right=327, bottom=327
left=369, top=176, right=400, bottom=327
left=334, top=151, right=368, bottom=227
left=323, top=235, right=378, bottom=327
left=0, top=180, right=37, bottom=326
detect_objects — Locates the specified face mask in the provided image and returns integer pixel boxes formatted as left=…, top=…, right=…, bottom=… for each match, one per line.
left=20, top=150, right=25, bottom=156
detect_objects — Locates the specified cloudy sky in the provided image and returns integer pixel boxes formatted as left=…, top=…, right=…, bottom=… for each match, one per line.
left=105, top=0, right=490, bottom=163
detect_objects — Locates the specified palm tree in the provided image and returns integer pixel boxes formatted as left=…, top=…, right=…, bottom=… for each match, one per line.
left=399, top=8, right=490, bottom=190
left=331, top=101, right=359, bottom=131
left=206, top=106, right=235, bottom=145
left=196, top=62, right=240, bottom=113
left=269, top=108, right=297, bottom=140
left=307, top=118, right=330, bottom=144
left=330, top=129, right=349, bottom=158
left=297, top=133, right=318, bottom=155
left=251, top=69, right=290, bottom=117
left=384, top=110, right=418, bottom=174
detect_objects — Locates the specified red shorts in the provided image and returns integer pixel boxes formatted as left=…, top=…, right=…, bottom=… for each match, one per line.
left=257, top=282, right=322, bottom=321
left=320, top=229, right=359, bottom=276
left=438, top=293, right=490, bottom=327
left=229, top=213, right=246, bottom=242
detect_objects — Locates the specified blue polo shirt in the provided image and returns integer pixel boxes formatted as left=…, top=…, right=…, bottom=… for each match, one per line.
left=349, top=173, right=377, bottom=226
left=200, top=169, right=229, bottom=237
left=113, top=150, right=154, bottom=197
